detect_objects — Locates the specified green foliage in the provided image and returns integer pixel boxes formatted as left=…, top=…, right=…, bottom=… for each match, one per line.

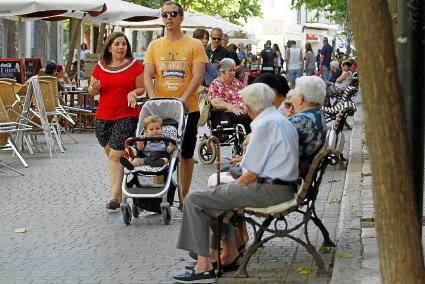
left=127, top=0, right=261, bottom=24
left=292, top=0, right=353, bottom=55
left=319, top=245, right=332, bottom=253
left=291, top=0, right=347, bottom=25
left=336, top=251, right=353, bottom=258
left=297, top=265, right=313, bottom=274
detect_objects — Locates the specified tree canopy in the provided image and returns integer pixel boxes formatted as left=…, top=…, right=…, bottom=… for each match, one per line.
left=291, top=0, right=347, bottom=24
left=292, top=0, right=352, bottom=54
left=128, top=0, right=261, bottom=24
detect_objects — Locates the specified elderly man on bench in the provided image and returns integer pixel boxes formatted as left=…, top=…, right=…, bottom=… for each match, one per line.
left=173, top=83, right=299, bottom=284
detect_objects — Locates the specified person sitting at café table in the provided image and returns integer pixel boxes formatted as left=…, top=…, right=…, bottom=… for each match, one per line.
left=44, top=60, right=68, bottom=96
left=56, top=64, right=72, bottom=85
left=207, top=58, right=251, bottom=133
left=173, top=83, right=299, bottom=283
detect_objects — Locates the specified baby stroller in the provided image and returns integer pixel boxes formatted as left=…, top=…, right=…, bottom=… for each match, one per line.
left=121, top=99, right=187, bottom=225
left=198, top=107, right=246, bottom=165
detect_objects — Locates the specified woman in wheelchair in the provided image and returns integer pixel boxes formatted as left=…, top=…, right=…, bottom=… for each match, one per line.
left=207, top=58, right=252, bottom=133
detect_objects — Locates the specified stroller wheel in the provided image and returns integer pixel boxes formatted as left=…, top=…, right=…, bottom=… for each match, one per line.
left=162, top=207, right=171, bottom=225
left=121, top=204, right=132, bottom=225
left=198, top=139, right=216, bottom=165
left=131, top=203, right=139, bottom=218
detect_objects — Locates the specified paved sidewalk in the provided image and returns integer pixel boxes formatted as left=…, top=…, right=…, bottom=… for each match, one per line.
left=0, top=123, right=352, bottom=283
left=331, top=94, right=425, bottom=284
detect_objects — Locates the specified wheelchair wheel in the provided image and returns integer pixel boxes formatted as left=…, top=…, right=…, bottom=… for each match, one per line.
left=198, top=139, right=216, bottom=165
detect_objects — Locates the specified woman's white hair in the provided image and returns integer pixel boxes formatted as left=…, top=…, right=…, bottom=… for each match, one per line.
left=294, top=76, right=326, bottom=107
left=218, top=58, right=235, bottom=73
left=239, top=83, right=276, bottom=112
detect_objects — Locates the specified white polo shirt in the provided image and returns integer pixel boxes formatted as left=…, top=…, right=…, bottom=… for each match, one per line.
left=240, top=106, right=299, bottom=181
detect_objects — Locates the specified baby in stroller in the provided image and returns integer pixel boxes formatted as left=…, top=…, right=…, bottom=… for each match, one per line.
left=120, top=115, right=175, bottom=170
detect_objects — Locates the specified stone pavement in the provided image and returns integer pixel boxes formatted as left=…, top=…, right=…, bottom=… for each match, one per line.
left=330, top=94, right=425, bottom=284
left=0, top=122, right=353, bottom=283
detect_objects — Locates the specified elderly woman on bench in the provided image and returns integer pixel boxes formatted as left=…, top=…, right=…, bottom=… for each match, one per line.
left=284, top=76, right=327, bottom=177
left=173, top=83, right=299, bottom=284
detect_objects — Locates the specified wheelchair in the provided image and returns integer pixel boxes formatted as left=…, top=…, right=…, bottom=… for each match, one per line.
left=198, top=107, right=247, bottom=165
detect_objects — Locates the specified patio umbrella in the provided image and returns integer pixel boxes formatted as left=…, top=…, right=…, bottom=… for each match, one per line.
left=117, top=11, right=244, bottom=34
left=55, top=0, right=158, bottom=81
left=0, top=0, right=107, bottom=18
left=0, top=0, right=107, bottom=58
left=59, top=0, right=158, bottom=23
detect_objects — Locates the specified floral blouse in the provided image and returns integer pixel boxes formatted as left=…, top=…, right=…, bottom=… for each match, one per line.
left=207, top=78, right=245, bottom=108
left=289, top=108, right=327, bottom=177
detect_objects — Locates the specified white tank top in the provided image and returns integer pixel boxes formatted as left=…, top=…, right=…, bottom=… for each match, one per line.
left=288, top=47, right=302, bottom=70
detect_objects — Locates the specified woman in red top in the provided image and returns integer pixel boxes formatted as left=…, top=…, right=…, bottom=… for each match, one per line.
left=89, top=32, right=144, bottom=210
left=207, top=58, right=251, bottom=133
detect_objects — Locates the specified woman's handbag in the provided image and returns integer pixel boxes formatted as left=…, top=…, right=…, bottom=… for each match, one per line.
left=198, top=90, right=210, bottom=127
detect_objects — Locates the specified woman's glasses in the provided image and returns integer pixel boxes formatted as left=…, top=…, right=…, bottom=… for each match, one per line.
left=161, top=11, right=181, bottom=18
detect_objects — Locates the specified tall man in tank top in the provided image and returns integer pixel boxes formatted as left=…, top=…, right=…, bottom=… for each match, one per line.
left=144, top=1, right=208, bottom=199
left=285, top=40, right=304, bottom=89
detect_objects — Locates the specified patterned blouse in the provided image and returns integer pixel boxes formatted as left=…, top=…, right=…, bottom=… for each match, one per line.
left=289, top=108, right=327, bottom=177
left=207, top=78, right=245, bottom=108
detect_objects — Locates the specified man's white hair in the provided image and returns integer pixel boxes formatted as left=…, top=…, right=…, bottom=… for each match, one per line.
left=294, top=76, right=326, bottom=107
left=239, top=83, right=276, bottom=112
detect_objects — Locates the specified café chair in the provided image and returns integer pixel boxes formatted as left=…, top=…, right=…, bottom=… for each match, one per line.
left=0, top=95, right=32, bottom=175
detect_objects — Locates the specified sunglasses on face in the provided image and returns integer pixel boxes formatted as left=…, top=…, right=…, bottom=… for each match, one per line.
left=161, top=11, right=181, bottom=18
left=211, top=37, right=222, bottom=41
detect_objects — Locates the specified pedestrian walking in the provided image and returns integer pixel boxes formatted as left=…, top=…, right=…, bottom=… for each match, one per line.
left=88, top=32, right=145, bottom=210
left=285, top=40, right=303, bottom=89
left=221, top=33, right=243, bottom=79
left=304, top=42, right=316, bottom=76
left=206, top=28, right=232, bottom=67
left=320, top=37, right=333, bottom=81
left=260, top=40, right=276, bottom=74
left=144, top=0, right=208, bottom=199
left=273, top=43, right=283, bottom=74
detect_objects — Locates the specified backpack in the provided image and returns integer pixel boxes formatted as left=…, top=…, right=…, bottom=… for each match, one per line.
left=204, top=62, right=218, bottom=87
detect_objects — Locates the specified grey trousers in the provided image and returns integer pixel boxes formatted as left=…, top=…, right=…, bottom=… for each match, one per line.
left=176, top=182, right=295, bottom=257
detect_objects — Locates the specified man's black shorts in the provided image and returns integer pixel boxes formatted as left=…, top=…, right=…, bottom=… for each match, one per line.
left=181, top=111, right=200, bottom=159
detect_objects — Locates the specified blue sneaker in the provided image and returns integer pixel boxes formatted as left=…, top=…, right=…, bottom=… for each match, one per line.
left=173, top=268, right=216, bottom=283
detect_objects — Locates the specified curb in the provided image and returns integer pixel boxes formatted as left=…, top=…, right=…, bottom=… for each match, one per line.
left=331, top=94, right=371, bottom=283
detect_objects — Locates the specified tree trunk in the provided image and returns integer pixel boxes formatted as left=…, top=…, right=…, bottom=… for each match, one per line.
left=65, top=18, right=81, bottom=75
left=6, top=20, right=17, bottom=58
left=96, top=23, right=106, bottom=54
left=347, top=0, right=425, bottom=283
left=388, top=0, right=397, bottom=34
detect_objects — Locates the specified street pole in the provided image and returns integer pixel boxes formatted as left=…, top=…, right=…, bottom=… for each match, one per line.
left=397, top=0, right=424, bottom=230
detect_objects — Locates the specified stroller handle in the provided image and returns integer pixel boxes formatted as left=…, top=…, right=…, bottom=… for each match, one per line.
left=124, top=136, right=178, bottom=148
left=144, top=98, right=189, bottom=114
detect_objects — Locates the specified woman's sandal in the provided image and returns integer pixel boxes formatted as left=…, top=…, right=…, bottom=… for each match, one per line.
left=185, top=256, right=240, bottom=272
left=220, top=255, right=241, bottom=272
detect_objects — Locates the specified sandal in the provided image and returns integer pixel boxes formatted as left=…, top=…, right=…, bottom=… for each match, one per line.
left=106, top=199, right=120, bottom=210
left=120, top=157, right=134, bottom=170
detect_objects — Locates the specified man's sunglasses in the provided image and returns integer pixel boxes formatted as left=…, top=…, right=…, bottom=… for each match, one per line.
left=211, top=37, right=222, bottom=41
left=161, top=11, right=182, bottom=18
